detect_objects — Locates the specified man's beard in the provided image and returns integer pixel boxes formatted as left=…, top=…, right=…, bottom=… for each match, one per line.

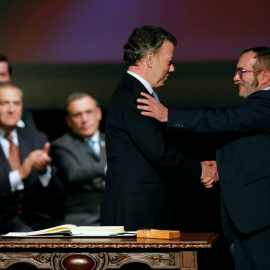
left=234, top=77, right=259, bottom=98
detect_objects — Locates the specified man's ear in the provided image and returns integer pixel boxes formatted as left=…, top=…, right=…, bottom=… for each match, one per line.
left=261, top=70, right=270, bottom=85
left=97, top=107, right=102, bottom=121
left=145, top=52, right=154, bottom=68
left=66, top=115, right=72, bottom=128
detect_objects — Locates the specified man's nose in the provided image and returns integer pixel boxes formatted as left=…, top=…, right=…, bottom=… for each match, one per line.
left=8, top=104, right=15, bottom=112
left=169, top=64, right=175, bottom=72
left=81, top=112, right=89, bottom=122
left=233, top=72, right=240, bottom=82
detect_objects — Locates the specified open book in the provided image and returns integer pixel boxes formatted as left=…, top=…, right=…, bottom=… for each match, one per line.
left=2, top=224, right=131, bottom=237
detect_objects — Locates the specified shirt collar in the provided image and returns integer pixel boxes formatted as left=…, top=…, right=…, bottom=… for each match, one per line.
left=0, top=128, right=19, bottom=145
left=127, top=70, right=154, bottom=95
left=263, top=86, right=270, bottom=91
left=84, top=130, right=100, bottom=143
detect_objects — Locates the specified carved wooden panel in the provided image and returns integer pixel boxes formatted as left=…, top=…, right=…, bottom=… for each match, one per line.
left=0, top=251, right=181, bottom=270
left=106, top=252, right=180, bottom=269
left=180, top=251, right=197, bottom=270
left=0, top=252, right=52, bottom=269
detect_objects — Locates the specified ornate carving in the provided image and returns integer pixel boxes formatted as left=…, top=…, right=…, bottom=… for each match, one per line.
left=0, top=252, right=52, bottom=268
left=148, top=252, right=175, bottom=266
left=107, top=252, right=178, bottom=268
left=108, top=253, right=130, bottom=264
left=32, top=253, right=51, bottom=263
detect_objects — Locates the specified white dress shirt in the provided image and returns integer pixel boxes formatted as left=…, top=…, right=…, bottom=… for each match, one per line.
left=127, top=70, right=154, bottom=95
left=0, top=128, right=51, bottom=192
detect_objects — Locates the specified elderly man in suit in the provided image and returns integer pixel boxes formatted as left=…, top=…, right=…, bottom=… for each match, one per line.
left=100, top=25, right=217, bottom=231
left=0, top=82, right=62, bottom=233
left=0, top=54, right=36, bottom=129
left=137, top=46, right=270, bottom=270
left=51, top=93, right=106, bottom=226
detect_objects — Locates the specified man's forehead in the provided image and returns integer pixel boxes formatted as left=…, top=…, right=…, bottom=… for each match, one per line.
left=238, top=51, right=256, bottom=67
left=68, top=98, right=96, bottom=114
left=0, top=61, right=9, bottom=69
left=0, top=86, right=22, bottom=99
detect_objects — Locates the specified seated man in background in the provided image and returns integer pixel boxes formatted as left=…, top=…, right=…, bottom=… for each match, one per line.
left=0, top=54, right=36, bottom=129
left=51, top=93, right=106, bottom=226
left=0, top=83, right=63, bottom=233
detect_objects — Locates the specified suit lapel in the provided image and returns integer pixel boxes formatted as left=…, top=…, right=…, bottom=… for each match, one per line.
left=99, top=133, right=106, bottom=162
left=17, top=128, right=32, bottom=162
left=0, top=144, right=12, bottom=172
left=73, top=135, right=100, bottom=161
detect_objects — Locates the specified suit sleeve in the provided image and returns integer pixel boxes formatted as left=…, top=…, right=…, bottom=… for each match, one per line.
left=51, top=144, right=105, bottom=187
left=168, top=94, right=270, bottom=134
left=124, top=94, right=201, bottom=185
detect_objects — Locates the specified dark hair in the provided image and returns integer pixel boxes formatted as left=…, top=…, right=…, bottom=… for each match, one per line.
left=0, top=54, right=12, bottom=76
left=240, top=47, right=270, bottom=70
left=123, top=25, right=177, bottom=67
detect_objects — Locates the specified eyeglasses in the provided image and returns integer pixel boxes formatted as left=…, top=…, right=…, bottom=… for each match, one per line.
left=235, top=69, right=268, bottom=79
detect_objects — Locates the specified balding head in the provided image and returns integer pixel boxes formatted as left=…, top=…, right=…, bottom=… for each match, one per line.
left=0, top=83, right=23, bottom=132
left=66, top=93, right=102, bottom=138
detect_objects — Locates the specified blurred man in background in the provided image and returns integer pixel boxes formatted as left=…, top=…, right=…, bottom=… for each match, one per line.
left=51, top=93, right=106, bottom=226
left=0, top=54, right=36, bottom=129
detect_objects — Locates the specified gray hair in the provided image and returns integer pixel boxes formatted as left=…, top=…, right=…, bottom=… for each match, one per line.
left=0, top=82, right=23, bottom=97
left=66, top=92, right=99, bottom=113
left=123, top=25, right=177, bottom=67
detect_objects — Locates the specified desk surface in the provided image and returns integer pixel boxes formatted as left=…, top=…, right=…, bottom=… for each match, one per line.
left=0, top=232, right=219, bottom=249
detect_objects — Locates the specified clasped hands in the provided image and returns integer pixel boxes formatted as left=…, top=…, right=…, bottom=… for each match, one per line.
left=201, top=160, right=219, bottom=188
left=19, top=142, right=51, bottom=180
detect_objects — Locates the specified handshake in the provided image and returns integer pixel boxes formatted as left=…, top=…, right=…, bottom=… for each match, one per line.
left=200, top=161, right=219, bottom=188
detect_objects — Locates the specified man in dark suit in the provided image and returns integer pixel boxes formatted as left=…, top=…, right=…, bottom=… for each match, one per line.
left=100, top=26, right=217, bottom=231
left=137, top=46, right=270, bottom=269
left=0, top=82, right=62, bottom=233
left=0, top=54, right=36, bottom=129
left=51, top=93, right=106, bottom=226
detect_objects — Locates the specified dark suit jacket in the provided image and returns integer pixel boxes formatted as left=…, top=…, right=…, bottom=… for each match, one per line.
left=168, top=90, right=270, bottom=240
left=101, top=73, right=201, bottom=231
left=51, top=132, right=106, bottom=215
left=22, top=101, right=36, bottom=130
left=0, top=127, right=63, bottom=224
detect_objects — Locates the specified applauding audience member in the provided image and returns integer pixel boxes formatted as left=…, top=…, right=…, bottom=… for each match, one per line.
left=0, top=83, right=63, bottom=233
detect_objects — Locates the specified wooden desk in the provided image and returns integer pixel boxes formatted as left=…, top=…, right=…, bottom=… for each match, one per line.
left=0, top=232, right=219, bottom=270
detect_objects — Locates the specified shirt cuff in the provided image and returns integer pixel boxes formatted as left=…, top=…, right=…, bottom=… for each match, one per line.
left=9, top=170, right=24, bottom=192
left=38, top=165, right=52, bottom=187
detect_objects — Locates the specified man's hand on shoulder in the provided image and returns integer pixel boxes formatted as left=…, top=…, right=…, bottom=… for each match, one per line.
left=137, top=92, right=168, bottom=122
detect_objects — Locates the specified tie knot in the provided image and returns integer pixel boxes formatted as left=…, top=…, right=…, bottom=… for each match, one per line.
left=88, top=140, right=95, bottom=147
left=5, top=133, right=13, bottom=142
left=88, top=139, right=99, bottom=155
left=152, top=91, right=160, bottom=102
